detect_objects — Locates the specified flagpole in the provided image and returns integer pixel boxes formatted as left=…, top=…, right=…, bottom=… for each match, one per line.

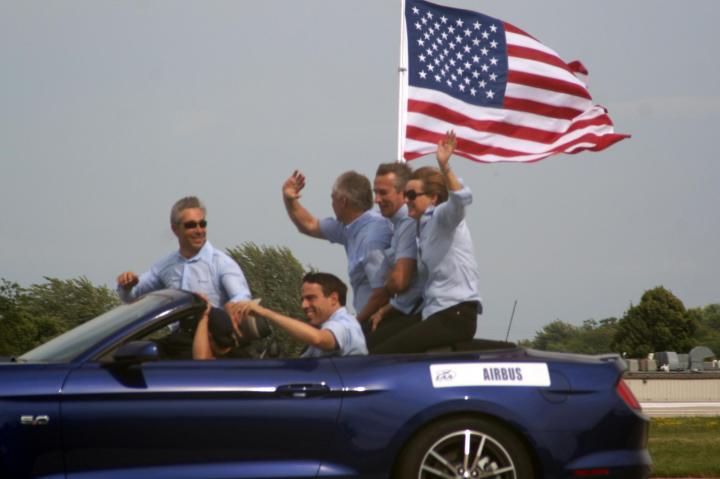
left=396, top=0, right=408, bottom=163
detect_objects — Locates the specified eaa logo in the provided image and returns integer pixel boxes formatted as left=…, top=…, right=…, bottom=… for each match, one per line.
left=435, top=369, right=456, bottom=382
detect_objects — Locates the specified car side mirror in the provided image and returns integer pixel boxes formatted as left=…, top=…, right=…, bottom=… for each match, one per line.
left=113, top=340, right=160, bottom=365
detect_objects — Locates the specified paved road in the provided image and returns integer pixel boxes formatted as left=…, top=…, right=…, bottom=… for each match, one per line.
left=641, top=401, right=720, bottom=417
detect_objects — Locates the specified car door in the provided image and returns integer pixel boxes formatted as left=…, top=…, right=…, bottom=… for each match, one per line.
left=60, top=356, right=343, bottom=479
left=0, top=365, right=67, bottom=479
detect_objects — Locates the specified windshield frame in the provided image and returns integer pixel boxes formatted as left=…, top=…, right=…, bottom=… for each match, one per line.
left=19, top=291, right=192, bottom=363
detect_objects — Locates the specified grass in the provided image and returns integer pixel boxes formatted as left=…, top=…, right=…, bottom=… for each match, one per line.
left=650, top=417, right=720, bottom=477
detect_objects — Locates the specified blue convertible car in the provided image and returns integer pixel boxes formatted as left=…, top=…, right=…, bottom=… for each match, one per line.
left=2, top=289, right=650, bottom=478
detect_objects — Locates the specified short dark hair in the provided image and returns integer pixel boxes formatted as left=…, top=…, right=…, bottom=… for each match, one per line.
left=410, top=166, right=448, bottom=204
left=302, top=272, right=347, bottom=306
left=333, top=171, right=373, bottom=212
left=376, top=162, right=412, bottom=192
left=170, top=196, right=206, bottom=224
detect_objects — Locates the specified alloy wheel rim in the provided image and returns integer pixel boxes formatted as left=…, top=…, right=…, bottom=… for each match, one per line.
left=419, top=429, right=516, bottom=479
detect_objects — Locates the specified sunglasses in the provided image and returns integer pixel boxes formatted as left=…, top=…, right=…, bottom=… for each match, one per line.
left=183, top=220, right=208, bottom=229
left=403, top=190, right=427, bottom=200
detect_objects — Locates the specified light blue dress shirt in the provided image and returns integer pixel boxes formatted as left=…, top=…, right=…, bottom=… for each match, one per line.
left=117, top=240, right=251, bottom=307
left=387, top=205, right=424, bottom=314
left=417, top=180, right=482, bottom=319
left=301, top=307, right=368, bottom=357
left=319, top=210, right=392, bottom=314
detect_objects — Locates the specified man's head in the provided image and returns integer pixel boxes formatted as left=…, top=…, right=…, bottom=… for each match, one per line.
left=374, top=162, right=412, bottom=218
left=300, top=272, right=347, bottom=326
left=170, top=196, right=207, bottom=258
left=207, top=307, right=238, bottom=355
left=331, top=171, right=373, bottom=224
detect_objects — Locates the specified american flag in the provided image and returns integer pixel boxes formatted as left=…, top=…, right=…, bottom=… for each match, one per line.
left=403, top=0, right=629, bottom=163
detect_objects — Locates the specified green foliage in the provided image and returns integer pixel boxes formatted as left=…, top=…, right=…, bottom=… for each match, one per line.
left=612, top=286, right=697, bottom=357
left=689, top=304, right=720, bottom=356
left=19, top=277, right=120, bottom=330
left=227, top=242, right=307, bottom=357
left=528, top=317, right=618, bottom=354
left=0, top=280, right=34, bottom=356
left=0, top=277, right=119, bottom=356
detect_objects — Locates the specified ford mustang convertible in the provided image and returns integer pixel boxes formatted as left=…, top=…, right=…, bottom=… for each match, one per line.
left=1, top=289, right=650, bottom=478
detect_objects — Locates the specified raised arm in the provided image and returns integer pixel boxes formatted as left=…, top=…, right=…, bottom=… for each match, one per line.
left=436, top=130, right=462, bottom=192
left=282, top=170, right=324, bottom=239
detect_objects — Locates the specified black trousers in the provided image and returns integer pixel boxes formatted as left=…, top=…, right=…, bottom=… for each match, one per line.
left=366, top=308, right=421, bottom=352
left=370, top=301, right=479, bottom=355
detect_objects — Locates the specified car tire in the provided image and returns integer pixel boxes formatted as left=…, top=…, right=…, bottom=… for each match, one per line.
left=395, top=416, right=535, bottom=478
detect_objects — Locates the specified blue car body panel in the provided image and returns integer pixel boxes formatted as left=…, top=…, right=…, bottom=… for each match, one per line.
left=0, top=290, right=650, bottom=478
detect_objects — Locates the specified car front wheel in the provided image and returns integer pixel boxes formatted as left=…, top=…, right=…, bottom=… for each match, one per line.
left=395, top=416, right=534, bottom=478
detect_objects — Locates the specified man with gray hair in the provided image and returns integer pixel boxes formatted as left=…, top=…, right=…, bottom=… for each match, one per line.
left=282, top=170, right=391, bottom=324
left=116, top=196, right=251, bottom=309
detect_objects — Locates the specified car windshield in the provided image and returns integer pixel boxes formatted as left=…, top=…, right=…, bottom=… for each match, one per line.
left=19, top=294, right=171, bottom=363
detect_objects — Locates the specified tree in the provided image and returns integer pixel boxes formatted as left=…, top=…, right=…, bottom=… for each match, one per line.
left=690, top=304, right=720, bottom=357
left=528, top=317, right=618, bottom=354
left=530, top=320, right=578, bottom=352
left=19, top=277, right=120, bottom=331
left=0, top=280, right=35, bottom=356
left=0, top=277, right=119, bottom=356
left=612, top=286, right=697, bottom=357
left=227, top=242, right=307, bottom=357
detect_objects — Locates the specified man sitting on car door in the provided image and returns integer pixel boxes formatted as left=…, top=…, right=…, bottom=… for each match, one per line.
left=116, top=196, right=254, bottom=357
left=235, top=272, right=367, bottom=357
left=116, top=195, right=252, bottom=311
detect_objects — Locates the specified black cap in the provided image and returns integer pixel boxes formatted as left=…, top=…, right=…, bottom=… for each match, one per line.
left=207, top=307, right=239, bottom=349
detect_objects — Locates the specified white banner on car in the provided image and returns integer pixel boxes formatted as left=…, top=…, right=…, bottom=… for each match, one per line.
left=430, top=362, right=551, bottom=388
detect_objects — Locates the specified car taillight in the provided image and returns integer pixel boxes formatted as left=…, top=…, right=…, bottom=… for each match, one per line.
left=615, top=378, right=641, bottom=411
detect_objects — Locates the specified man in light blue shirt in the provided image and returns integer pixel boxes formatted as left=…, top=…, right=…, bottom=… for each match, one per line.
left=365, top=163, right=425, bottom=351
left=237, top=272, right=367, bottom=357
left=116, top=196, right=251, bottom=309
left=282, top=170, right=391, bottom=324
left=372, top=131, right=482, bottom=355
left=416, top=181, right=482, bottom=319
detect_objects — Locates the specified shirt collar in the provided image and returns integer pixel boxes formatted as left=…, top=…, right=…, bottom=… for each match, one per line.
left=389, top=204, right=409, bottom=228
left=346, top=210, right=375, bottom=235
left=329, top=306, right=348, bottom=321
left=177, top=240, right=214, bottom=263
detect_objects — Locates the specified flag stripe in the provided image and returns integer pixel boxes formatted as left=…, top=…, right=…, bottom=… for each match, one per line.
left=408, top=98, right=615, bottom=145
left=410, top=86, right=571, bottom=131
left=406, top=127, right=628, bottom=163
left=507, top=44, right=574, bottom=74
left=505, top=82, right=591, bottom=110
left=507, top=70, right=592, bottom=101
left=407, top=107, right=622, bottom=155
left=503, top=22, right=535, bottom=40
left=508, top=57, right=585, bottom=91
left=503, top=97, right=581, bottom=120
left=505, top=30, right=559, bottom=59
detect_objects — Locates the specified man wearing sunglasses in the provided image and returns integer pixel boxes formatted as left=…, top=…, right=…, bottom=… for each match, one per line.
left=116, top=196, right=251, bottom=309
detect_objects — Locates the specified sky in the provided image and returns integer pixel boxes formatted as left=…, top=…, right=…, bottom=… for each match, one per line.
left=1, top=1, right=718, bottom=342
